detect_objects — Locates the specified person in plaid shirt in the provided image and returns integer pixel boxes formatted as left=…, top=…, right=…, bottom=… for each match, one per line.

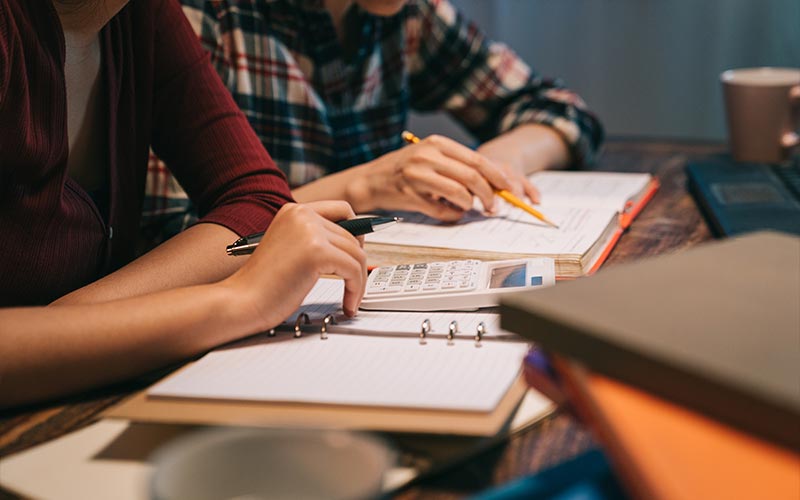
left=143, top=0, right=603, bottom=241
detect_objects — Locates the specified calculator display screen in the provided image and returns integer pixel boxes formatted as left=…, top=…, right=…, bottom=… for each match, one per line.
left=489, top=264, right=527, bottom=288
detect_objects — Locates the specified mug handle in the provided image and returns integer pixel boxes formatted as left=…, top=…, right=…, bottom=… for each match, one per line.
left=782, top=85, right=800, bottom=149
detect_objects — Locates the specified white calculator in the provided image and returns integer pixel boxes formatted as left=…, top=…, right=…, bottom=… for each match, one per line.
left=360, top=258, right=555, bottom=311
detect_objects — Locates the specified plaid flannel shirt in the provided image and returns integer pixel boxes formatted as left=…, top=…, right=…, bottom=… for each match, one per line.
left=143, top=0, right=603, bottom=240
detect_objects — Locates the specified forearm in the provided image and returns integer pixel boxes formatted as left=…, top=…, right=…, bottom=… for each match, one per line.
left=2, top=202, right=368, bottom=410
left=292, top=164, right=374, bottom=213
left=0, top=282, right=256, bottom=408
left=54, top=223, right=244, bottom=306
left=477, top=124, right=571, bottom=176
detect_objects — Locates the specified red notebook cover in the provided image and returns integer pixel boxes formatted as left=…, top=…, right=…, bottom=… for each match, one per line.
left=582, top=178, right=660, bottom=277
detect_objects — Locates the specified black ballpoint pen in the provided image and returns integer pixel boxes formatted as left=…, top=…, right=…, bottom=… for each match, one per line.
left=226, top=215, right=402, bottom=256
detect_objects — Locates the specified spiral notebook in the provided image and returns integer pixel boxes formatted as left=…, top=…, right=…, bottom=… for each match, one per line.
left=106, top=279, right=532, bottom=436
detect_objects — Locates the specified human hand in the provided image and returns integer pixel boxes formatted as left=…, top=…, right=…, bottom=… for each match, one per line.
left=347, top=135, right=534, bottom=221
left=222, top=201, right=367, bottom=333
left=482, top=158, right=541, bottom=204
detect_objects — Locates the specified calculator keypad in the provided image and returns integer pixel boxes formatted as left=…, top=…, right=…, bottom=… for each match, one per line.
left=367, top=260, right=480, bottom=295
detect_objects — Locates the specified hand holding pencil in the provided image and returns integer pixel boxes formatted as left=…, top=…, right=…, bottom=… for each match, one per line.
left=401, top=131, right=559, bottom=228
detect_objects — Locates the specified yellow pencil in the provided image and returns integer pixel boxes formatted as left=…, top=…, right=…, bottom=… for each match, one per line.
left=401, top=131, right=559, bottom=229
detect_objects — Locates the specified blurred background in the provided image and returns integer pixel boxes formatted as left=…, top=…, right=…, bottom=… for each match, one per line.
left=409, top=0, right=800, bottom=144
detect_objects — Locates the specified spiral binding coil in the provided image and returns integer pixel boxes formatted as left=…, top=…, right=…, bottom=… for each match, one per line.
left=271, top=313, right=492, bottom=347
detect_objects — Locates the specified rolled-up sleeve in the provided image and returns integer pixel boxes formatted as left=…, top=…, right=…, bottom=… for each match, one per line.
left=148, top=0, right=293, bottom=237
left=407, top=0, right=604, bottom=167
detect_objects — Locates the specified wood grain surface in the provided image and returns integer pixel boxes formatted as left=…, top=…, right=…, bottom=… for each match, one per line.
left=0, top=140, right=722, bottom=499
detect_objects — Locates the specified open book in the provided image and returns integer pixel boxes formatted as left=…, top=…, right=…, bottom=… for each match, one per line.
left=366, top=171, right=659, bottom=278
left=106, top=280, right=537, bottom=436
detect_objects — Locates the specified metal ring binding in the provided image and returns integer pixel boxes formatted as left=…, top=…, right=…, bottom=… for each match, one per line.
left=419, top=318, right=430, bottom=345
left=447, top=320, right=458, bottom=345
left=321, top=314, right=336, bottom=340
left=475, top=322, right=486, bottom=348
left=294, top=312, right=310, bottom=338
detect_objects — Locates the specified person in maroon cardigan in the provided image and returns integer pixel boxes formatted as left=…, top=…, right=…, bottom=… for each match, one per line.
left=0, top=0, right=366, bottom=408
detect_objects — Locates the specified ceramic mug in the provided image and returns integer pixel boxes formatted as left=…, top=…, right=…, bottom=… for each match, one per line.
left=149, top=427, right=394, bottom=500
left=721, top=67, right=800, bottom=163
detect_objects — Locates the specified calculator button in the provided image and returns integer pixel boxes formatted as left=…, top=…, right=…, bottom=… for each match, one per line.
left=413, top=263, right=428, bottom=269
left=407, top=279, right=423, bottom=285
left=404, top=284, right=421, bottom=291
left=422, top=283, right=439, bottom=291
left=395, top=264, right=411, bottom=270
left=384, top=286, right=403, bottom=293
left=441, top=281, right=457, bottom=289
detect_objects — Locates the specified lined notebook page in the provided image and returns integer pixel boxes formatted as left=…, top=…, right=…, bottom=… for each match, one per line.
left=288, top=279, right=516, bottom=339
left=365, top=171, right=651, bottom=254
left=148, top=335, right=528, bottom=412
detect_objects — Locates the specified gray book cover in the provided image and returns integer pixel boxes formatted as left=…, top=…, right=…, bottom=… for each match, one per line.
left=501, top=231, right=800, bottom=451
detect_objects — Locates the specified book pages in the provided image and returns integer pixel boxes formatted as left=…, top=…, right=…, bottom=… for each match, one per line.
left=364, top=171, right=654, bottom=275
left=530, top=171, right=652, bottom=209
left=366, top=205, right=618, bottom=256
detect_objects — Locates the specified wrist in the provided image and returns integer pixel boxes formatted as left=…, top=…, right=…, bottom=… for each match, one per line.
left=293, top=165, right=376, bottom=213
left=342, top=163, right=377, bottom=213
left=480, top=124, right=571, bottom=174
left=211, top=278, right=272, bottom=339
left=530, top=124, right=571, bottom=169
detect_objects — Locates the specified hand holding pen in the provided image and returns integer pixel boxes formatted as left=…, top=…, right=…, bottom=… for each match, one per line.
left=228, top=215, right=401, bottom=256
left=223, top=202, right=369, bottom=318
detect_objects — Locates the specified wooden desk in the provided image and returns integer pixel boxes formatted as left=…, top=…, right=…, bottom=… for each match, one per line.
left=0, top=139, right=723, bottom=500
